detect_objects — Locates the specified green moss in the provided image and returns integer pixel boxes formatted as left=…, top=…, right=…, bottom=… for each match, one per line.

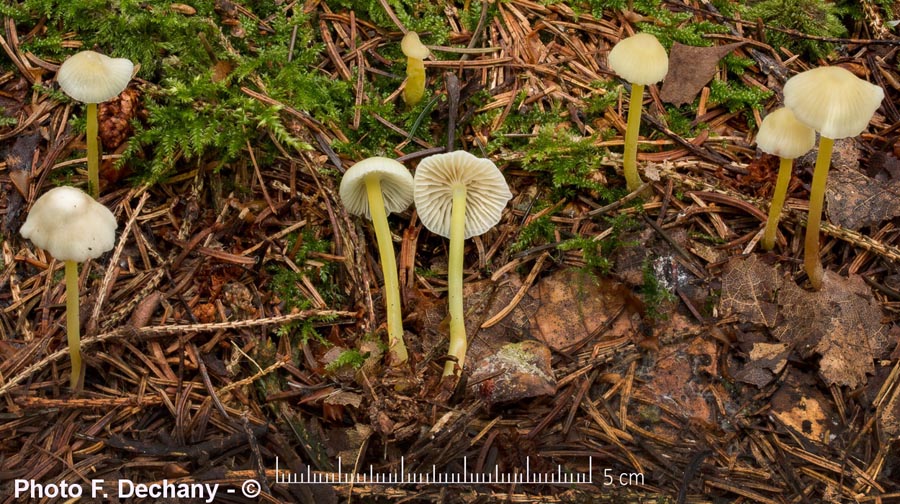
left=3, top=0, right=345, bottom=182
left=269, top=228, right=343, bottom=346
left=708, top=79, right=772, bottom=128
left=639, top=259, right=676, bottom=321
left=518, top=126, right=623, bottom=201
left=0, top=106, right=17, bottom=128
left=559, top=236, right=611, bottom=273
left=511, top=214, right=555, bottom=254
left=560, top=214, right=640, bottom=274
left=324, top=349, right=367, bottom=372
left=741, top=0, right=847, bottom=61
left=663, top=105, right=703, bottom=138
left=584, top=80, right=621, bottom=120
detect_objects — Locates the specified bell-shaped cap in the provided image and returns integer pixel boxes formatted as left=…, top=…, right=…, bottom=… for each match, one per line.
left=756, top=107, right=816, bottom=159
left=340, top=157, right=414, bottom=220
left=401, top=31, right=430, bottom=60
left=57, top=50, right=134, bottom=104
left=608, top=32, right=669, bottom=86
left=783, top=66, right=884, bottom=140
left=414, top=151, right=512, bottom=239
left=20, top=186, right=117, bottom=263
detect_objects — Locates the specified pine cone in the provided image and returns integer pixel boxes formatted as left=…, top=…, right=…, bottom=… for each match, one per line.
left=98, top=87, right=140, bottom=150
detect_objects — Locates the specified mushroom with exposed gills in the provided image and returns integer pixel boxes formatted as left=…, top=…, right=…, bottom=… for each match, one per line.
left=401, top=32, right=430, bottom=107
left=783, top=66, right=884, bottom=289
left=56, top=50, right=134, bottom=198
left=607, top=33, right=669, bottom=192
left=20, top=186, right=118, bottom=390
left=413, top=151, right=512, bottom=377
left=340, top=157, right=415, bottom=364
left=756, top=107, right=816, bottom=250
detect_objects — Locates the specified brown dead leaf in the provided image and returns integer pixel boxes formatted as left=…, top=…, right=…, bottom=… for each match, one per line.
left=867, top=151, right=900, bottom=181
left=635, top=336, right=718, bottom=424
left=332, top=423, right=373, bottom=466
left=825, top=165, right=900, bottom=230
left=720, top=255, right=891, bottom=388
left=718, top=255, right=781, bottom=327
left=528, top=269, right=636, bottom=351
left=771, top=372, right=837, bottom=444
left=881, top=387, right=900, bottom=440
left=733, top=342, right=790, bottom=387
left=324, top=390, right=363, bottom=409
left=660, top=42, right=744, bottom=106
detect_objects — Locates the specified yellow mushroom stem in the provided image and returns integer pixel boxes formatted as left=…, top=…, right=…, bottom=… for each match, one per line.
left=623, top=83, right=645, bottom=192
left=403, top=56, right=426, bottom=107
left=65, top=259, right=83, bottom=390
left=804, top=136, right=835, bottom=291
left=444, top=185, right=467, bottom=377
left=86, top=102, right=100, bottom=198
left=762, top=157, right=794, bottom=251
left=363, top=173, right=409, bottom=364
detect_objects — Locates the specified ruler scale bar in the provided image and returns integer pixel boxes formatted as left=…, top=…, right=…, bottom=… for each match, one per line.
left=273, top=457, right=595, bottom=485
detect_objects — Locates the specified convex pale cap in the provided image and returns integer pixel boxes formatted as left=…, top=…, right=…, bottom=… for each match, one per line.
left=401, top=32, right=430, bottom=60
left=340, top=157, right=414, bottom=220
left=414, top=151, right=512, bottom=239
left=608, top=33, right=669, bottom=86
left=756, top=108, right=816, bottom=159
left=57, top=50, right=134, bottom=104
left=783, top=66, right=883, bottom=140
left=21, top=186, right=117, bottom=263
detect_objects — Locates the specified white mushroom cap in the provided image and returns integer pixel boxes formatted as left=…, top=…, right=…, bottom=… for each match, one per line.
left=401, top=32, right=430, bottom=60
left=57, top=50, right=134, bottom=104
left=339, top=157, right=414, bottom=220
left=756, top=107, right=816, bottom=159
left=20, top=186, right=117, bottom=263
left=783, top=66, right=884, bottom=140
left=608, top=33, right=669, bottom=86
left=414, top=151, right=512, bottom=239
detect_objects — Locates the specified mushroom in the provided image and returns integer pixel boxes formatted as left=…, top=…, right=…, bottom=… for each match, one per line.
left=400, top=32, right=429, bottom=107
left=783, top=66, right=884, bottom=289
left=413, top=151, right=512, bottom=377
left=56, top=50, right=134, bottom=198
left=20, top=186, right=118, bottom=390
left=339, top=157, right=414, bottom=364
left=607, top=32, right=669, bottom=192
left=756, top=107, right=816, bottom=250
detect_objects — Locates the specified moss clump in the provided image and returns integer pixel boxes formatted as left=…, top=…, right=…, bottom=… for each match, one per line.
left=741, top=0, right=847, bottom=61
left=511, top=214, right=556, bottom=254
left=519, top=126, right=624, bottom=201
left=2, top=0, right=345, bottom=182
left=324, top=349, right=367, bottom=372
left=639, top=258, right=676, bottom=321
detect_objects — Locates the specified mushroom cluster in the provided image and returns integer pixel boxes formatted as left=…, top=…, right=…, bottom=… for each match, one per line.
left=339, top=151, right=512, bottom=378
left=57, top=50, right=134, bottom=197
left=20, top=186, right=118, bottom=390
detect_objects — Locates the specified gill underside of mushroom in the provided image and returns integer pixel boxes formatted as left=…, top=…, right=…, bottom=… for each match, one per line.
left=364, top=173, right=409, bottom=364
